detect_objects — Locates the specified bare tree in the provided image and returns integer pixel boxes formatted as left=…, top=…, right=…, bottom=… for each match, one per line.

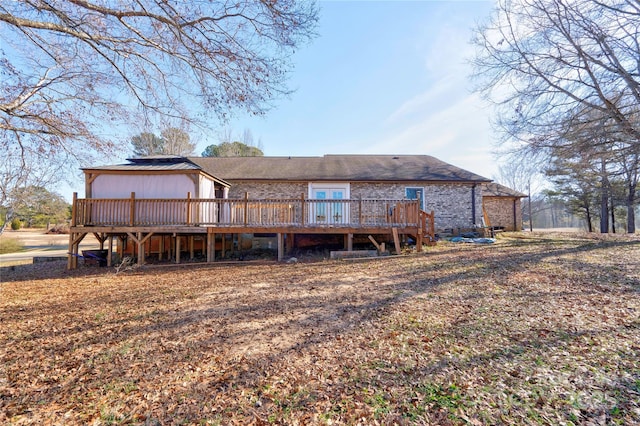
left=472, top=0, right=640, bottom=233
left=1, top=141, right=62, bottom=234
left=1, top=0, right=317, bottom=209
left=472, top=0, right=639, bottom=150
left=131, top=127, right=196, bottom=156
left=160, top=128, right=195, bottom=156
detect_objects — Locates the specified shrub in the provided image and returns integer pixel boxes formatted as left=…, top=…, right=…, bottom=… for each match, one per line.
left=10, top=218, right=22, bottom=230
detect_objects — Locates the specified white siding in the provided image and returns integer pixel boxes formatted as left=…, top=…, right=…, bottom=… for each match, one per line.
left=198, top=175, right=218, bottom=223
left=199, top=175, right=217, bottom=199
left=91, top=174, right=196, bottom=199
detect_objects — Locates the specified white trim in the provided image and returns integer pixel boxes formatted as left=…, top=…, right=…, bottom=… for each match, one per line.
left=308, top=182, right=350, bottom=199
left=308, top=182, right=351, bottom=224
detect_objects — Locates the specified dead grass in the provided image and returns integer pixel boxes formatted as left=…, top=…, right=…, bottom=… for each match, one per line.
left=1, top=232, right=639, bottom=425
left=0, top=237, right=24, bottom=255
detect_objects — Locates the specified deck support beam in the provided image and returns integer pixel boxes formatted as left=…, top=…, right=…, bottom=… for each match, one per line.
left=416, top=231, right=423, bottom=252
left=286, top=233, right=295, bottom=254
left=207, top=230, right=215, bottom=262
left=392, top=228, right=401, bottom=255
left=118, top=235, right=126, bottom=260
left=345, top=233, right=353, bottom=251
left=368, top=235, right=381, bottom=252
left=107, top=235, right=114, bottom=266
left=93, top=232, right=107, bottom=250
left=127, top=231, right=154, bottom=266
left=277, top=233, right=284, bottom=261
left=67, top=231, right=88, bottom=269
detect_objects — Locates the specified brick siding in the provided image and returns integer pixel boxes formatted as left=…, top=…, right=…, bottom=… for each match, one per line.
left=227, top=180, right=483, bottom=231
left=483, top=197, right=523, bottom=231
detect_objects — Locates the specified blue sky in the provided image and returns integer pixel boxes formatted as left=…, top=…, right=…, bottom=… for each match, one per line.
left=66, top=0, right=498, bottom=199
left=201, top=1, right=497, bottom=172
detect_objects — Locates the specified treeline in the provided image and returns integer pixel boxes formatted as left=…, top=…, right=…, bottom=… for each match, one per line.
left=473, top=0, right=639, bottom=233
left=524, top=193, right=638, bottom=232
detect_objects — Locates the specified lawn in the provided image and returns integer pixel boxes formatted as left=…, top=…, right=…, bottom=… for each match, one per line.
left=1, top=232, right=639, bottom=425
left=0, top=237, right=24, bottom=255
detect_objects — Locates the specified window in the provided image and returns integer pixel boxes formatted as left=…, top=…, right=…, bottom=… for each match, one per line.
left=405, top=187, right=425, bottom=210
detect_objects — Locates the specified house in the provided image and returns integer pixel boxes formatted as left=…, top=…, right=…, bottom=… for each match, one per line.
left=481, top=182, right=527, bottom=231
left=189, top=155, right=491, bottom=232
left=68, top=154, right=496, bottom=268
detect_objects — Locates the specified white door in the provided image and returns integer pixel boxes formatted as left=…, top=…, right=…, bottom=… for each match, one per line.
left=311, top=187, right=348, bottom=224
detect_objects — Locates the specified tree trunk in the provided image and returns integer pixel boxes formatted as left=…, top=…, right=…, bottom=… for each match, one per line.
left=600, top=197, right=609, bottom=233
left=600, top=160, right=609, bottom=234
left=610, top=196, right=616, bottom=234
left=528, top=181, right=533, bottom=231
left=628, top=183, right=637, bottom=234
left=1, top=209, right=15, bottom=236
left=585, top=204, right=593, bottom=232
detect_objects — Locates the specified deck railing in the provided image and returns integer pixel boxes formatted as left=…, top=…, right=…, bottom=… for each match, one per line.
left=73, top=195, right=429, bottom=230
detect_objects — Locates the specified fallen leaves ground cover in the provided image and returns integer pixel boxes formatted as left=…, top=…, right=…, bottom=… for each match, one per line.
left=1, top=232, right=639, bottom=425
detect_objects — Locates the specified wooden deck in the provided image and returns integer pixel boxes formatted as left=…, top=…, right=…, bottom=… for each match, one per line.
left=68, top=194, right=436, bottom=269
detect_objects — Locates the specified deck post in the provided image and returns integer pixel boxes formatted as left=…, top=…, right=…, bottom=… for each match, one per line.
left=189, top=235, right=194, bottom=260
left=430, top=210, right=435, bottom=243
left=107, top=235, right=113, bottom=267
left=277, top=233, right=284, bottom=261
left=118, top=235, right=126, bottom=260
left=137, top=232, right=145, bottom=265
left=186, top=192, right=192, bottom=225
left=207, top=230, right=215, bottom=262
left=301, top=193, right=306, bottom=225
left=345, top=233, right=353, bottom=251
left=67, top=232, right=75, bottom=270
left=70, top=192, right=78, bottom=227
left=244, top=192, right=249, bottom=226
left=415, top=203, right=423, bottom=252
left=67, top=232, right=87, bottom=269
left=176, top=235, right=181, bottom=264
left=67, top=193, right=78, bottom=270
left=129, top=192, right=136, bottom=226
left=286, top=233, right=295, bottom=254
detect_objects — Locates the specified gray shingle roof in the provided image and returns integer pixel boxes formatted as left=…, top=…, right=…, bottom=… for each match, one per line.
left=84, top=162, right=202, bottom=172
left=190, top=155, right=491, bottom=182
left=82, top=156, right=230, bottom=186
left=483, top=182, right=527, bottom=198
left=84, top=155, right=200, bottom=171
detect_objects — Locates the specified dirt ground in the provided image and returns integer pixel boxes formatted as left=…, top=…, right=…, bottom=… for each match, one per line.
left=1, top=232, right=639, bottom=425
